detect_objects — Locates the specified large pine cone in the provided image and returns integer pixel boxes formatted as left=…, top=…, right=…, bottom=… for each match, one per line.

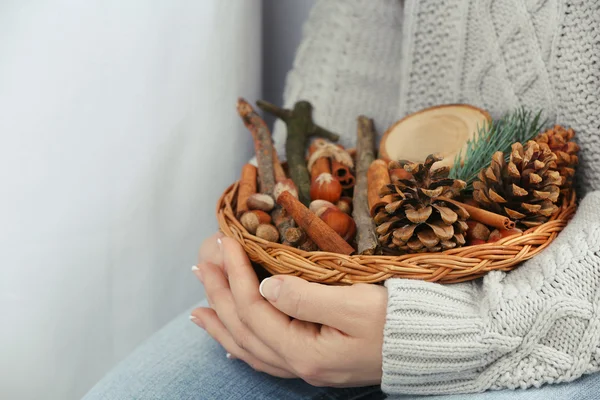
left=473, top=140, right=562, bottom=228
left=535, top=125, right=579, bottom=195
left=375, top=154, right=469, bottom=253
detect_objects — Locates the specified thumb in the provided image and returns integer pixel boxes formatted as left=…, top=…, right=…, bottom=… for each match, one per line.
left=259, top=275, right=363, bottom=333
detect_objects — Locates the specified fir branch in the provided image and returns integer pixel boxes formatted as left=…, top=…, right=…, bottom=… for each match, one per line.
left=450, top=108, right=545, bottom=190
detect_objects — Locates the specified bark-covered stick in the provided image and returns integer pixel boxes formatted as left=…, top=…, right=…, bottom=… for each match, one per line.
left=236, top=164, right=257, bottom=218
left=353, top=116, right=381, bottom=255
left=237, top=98, right=276, bottom=195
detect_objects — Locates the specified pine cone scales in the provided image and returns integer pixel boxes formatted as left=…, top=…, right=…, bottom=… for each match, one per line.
left=535, top=125, right=579, bottom=194
left=375, top=154, right=469, bottom=253
left=473, top=140, right=562, bottom=228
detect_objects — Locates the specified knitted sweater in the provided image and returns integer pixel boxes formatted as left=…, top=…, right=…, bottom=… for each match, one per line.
left=272, top=0, right=600, bottom=395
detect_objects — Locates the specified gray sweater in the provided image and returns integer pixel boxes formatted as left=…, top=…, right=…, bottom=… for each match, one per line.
left=272, top=0, right=600, bottom=395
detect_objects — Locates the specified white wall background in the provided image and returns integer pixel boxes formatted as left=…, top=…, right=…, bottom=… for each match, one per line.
left=0, top=1, right=262, bottom=399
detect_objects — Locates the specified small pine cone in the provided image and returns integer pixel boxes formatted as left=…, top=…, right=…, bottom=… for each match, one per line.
left=374, top=153, right=469, bottom=253
left=473, top=140, right=562, bottom=228
left=535, top=125, right=579, bottom=195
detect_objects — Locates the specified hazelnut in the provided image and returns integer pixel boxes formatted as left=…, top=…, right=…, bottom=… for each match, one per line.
left=273, top=179, right=298, bottom=201
left=319, top=208, right=356, bottom=242
left=309, top=173, right=342, bottom=203
left=246, top=193, right=275, bottom=212
left=240, top=210, right=271, bottom=234
left=309, top=199, right=336, bottom=215
left=255, top=224, right=279, bottom=243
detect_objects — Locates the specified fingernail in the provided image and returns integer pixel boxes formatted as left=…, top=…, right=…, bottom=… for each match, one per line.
left=259, top=277, right=281, bottom=301
left=217, top=237, right=223, bottom=250
left=192, top=265, right=203, bottom=282
left=226, top=352, right=233, bottom=359
left=189, top=315, right=204, bottom=328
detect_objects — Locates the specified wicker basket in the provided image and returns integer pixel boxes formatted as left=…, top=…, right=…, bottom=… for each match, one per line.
left=217, top=182, right=577, bottom=285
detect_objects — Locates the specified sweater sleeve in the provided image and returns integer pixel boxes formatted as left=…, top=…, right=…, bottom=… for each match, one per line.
left=382, top=191, right=600, bottom=396
left=271, top=0, right=404, bottom=157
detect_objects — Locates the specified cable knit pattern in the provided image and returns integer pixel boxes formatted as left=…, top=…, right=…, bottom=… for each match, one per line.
left=384, top=193, right=600, bottom=394
left=275, top=0, right=600, bottom=395
left=552, top=0, right=600, bottom=196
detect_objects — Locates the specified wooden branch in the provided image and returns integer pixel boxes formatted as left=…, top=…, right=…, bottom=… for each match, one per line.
left=352, top=116, right=381, bottom=255
left=311, top=125, right=341, bottom=142
left=255, top=99, right=292, bottom=121
left=237, top=98, right=276, bottom=195
left=277, top=191, right=355, bottom=255
left=236, top=164, right=257, bottom=218
left=257, top=100, right=341, bottom=206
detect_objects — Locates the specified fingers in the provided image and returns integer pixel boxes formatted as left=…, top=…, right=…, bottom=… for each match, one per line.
left=197, top=261, right=292, bottom=371
left=258, top=275, right=375, bottom=335
left=190, top=307, right=296, bottom=379
left=221, top=238, right=305, bottom=355
left=197, top=231, right=224, bottom=266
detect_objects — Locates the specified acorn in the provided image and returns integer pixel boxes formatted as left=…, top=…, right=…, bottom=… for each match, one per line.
left=310, top=173, right=343, bottom=203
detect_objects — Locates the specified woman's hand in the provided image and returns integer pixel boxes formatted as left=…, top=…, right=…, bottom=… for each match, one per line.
left=190, top=233, right=387, bottom=387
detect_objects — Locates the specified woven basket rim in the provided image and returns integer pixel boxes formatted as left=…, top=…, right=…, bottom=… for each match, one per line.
left=217, top=182, right=577, bottom=284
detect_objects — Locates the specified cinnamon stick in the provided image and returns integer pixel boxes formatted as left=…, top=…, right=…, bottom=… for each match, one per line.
left=440, top=197, right=516, bottom=230
left=338, top=175, right=356, bottom=190
left=236, top=164, right=257, bottom=218
left=367, top=160, right=392, bottom=217
left=277, top=191, right=355, bottom=255
left=353, top=116, right=381, bottom=255
left=237, top=98, right=275, bottom=195
left=332, top=159, right=352, bottom=180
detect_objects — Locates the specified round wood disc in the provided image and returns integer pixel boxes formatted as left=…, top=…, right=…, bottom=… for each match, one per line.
left=379, top=104, right=492, bottom=167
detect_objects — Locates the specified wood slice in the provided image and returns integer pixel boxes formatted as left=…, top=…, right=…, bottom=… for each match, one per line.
left=379, top=104, right=491, bottom=167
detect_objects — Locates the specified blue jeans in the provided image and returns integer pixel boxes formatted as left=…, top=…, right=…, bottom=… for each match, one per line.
left=84, top=301, right=600, bottom=400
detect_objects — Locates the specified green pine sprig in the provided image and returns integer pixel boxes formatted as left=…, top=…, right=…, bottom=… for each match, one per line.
left=450, top=108, right=545, bottom=190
